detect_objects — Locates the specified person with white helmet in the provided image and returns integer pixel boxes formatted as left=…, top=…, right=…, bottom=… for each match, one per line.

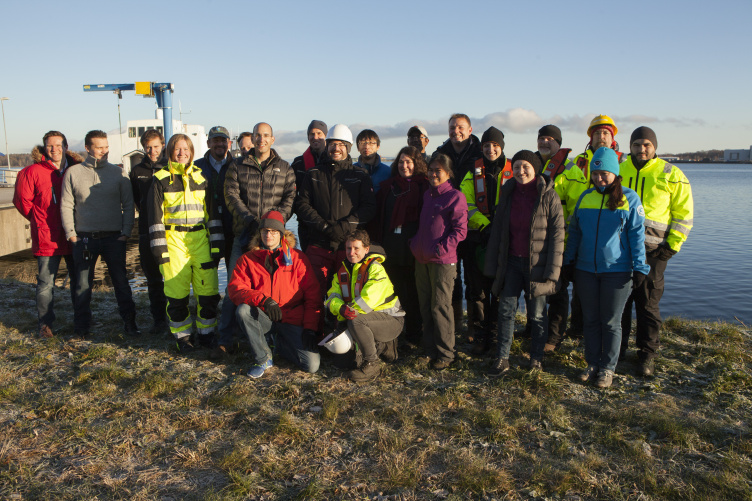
left=324, top=229, right=404, bottom=382
left=294, top=124, right=377, bottom=302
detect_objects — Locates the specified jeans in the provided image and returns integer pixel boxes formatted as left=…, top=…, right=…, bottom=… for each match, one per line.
left=621, top=254, right=667, bottom=360
left=576, top=269, right=632, bottom=372
left=217, top=238, right=245, bottom=347
left=546, top=280, right=569, bottom=346
left=138, top=234, right=166, bottom=322
left=236, top=303, right=320, bottom=373
left=415, top=261, right=457, bottom=362
left=72, top=236, right=136, bottom=331
left=497, top=256, right=547, bottom=361
left=37, top=254, right=76, bottom=329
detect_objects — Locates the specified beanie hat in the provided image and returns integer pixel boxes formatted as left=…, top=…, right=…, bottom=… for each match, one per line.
left=630, top=126, right=658, bottom=151
left=590, top=124, right=615, bottom=140
left=538, top=125, right=562, bottom=145
left=481, top=126, right=505, bottom=150
left=259, top=210, right=285, bottom=233
left=591, top=147, right=620, bottom=176
left=511, top=150, right=542, bottom=173
left=307, top=120, right=328, bottom=136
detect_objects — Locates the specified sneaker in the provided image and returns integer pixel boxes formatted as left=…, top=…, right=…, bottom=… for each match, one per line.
left=39, top=325, right=54, bottom=339
left=208, top=344, right=231, bottom=360
left=579, top=365, right=599, bottom=383
left=176, top=338, right=195, bottom=352
left=488, top=357, right=510, bottom=377
left=638, top=357, right=655, bottom=377
left=595, top=369, right=614, bottom=388
left=529, top=358, right=543, bottom=371
left=432, top=358, right=452, bottom=371
left=247, top=359, right=273, bottom=379
left=348, top=359, right=382, bottom=382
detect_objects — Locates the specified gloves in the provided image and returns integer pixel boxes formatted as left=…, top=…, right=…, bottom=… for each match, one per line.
left=633, top=271, right=647, bottom=289
left=340, top=304, right=358, bottom=320
left=560, top=263, right=575, bottom=284
left=262, top=297, right=283, bottom=322
left=649, top=243, right=676, bottom=261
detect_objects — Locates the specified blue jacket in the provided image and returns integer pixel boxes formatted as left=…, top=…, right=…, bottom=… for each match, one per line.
left=354, top=154, right=391, bottom=193
left=563, top=186, right=650, bottom=275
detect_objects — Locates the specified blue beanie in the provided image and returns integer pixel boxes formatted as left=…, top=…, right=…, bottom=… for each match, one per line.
left=591, top=147, right=620, bottom=176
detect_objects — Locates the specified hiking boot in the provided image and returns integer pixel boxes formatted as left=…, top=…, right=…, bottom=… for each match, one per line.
left=208, top=344, right=231, bottom=361
left=432, top=358, right=452, bottom=371
left=176, top=338, right=195, bottom=352
left=123, top=317, right=141, bottom=338
left=347, top=359, right=382, bottom=382
left=247, top=358, right=273, bottom=379
left=595, top=369, right=614, bottom=388
left=488, top=357, right=510, bottom=377
left=529, top=358, right=543, bottom=371
left=638, top=357, right=655, bottom=377
left=39, top=325, right=54, bottom=339
left=579, top=365, right=599, bottom=383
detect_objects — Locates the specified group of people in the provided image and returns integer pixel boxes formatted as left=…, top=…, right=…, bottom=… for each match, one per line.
left=13, top=113, right=693, bottom=387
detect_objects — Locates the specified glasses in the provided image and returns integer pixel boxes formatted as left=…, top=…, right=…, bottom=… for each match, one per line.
left=409, top=135, right=427, bottom=141
left=358, top=140, right=378, bottom=146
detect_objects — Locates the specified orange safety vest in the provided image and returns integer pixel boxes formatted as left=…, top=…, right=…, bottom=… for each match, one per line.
left=542, top=148, right=572, bottom=179
left=337, top=257, right=379, bottom=304
left=473, top=158, right=512, bottom=215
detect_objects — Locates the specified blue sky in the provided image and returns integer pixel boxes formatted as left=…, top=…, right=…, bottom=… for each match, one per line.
left=1, top=0, right=750, bottom=161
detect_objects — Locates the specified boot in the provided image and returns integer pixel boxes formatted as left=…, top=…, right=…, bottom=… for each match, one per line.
left=348, top=359, right=382, bottom=382
left=123, top=315, right=141, bottom=338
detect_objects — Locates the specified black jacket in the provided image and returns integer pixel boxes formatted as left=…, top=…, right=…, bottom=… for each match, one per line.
left=434, top=134, right=482, bottom=188
left=129, top=155, right=167, bottom=235
left=195, top=152, right=236, bottom=238
left=294, top=156, right=377, bottom=251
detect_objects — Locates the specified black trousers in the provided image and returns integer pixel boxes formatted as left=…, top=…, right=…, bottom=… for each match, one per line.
left=139, top=234, right=167, bottom=322
left=546, top=280, right=569, bottom=346
left=621, top=254, right=667, bottom=359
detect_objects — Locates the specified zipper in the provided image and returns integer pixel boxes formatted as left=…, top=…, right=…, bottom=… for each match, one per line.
left=593, top=193, right=605, bottom=273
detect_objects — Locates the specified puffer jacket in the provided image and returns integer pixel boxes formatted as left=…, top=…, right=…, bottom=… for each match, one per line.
left=294, top=155, right=376, bottom=251
left=484, top=175, right=565, bottom=298
left=409, top=180, right=468, bottom=265
left=13, top=146, right=83, bottom=256
left=224, top=148, right=295, bottom=236
left=325, top=244, right=404, bottom=319
left=228, top=232, right=322, bottom=331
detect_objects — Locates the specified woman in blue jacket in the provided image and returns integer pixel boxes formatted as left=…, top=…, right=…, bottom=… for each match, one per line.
left=562, top=148, right=650, bottom=388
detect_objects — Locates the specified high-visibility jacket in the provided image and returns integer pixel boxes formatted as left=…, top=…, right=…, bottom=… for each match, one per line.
left=573, top=148, right=626, bottom=180
left=325, top=250, right=404, bottom=320
left=619, top=156, right=693, bottom=252
left=542, top=149, right=589, bottom=226
left=459, top=158, right=512, bottom=231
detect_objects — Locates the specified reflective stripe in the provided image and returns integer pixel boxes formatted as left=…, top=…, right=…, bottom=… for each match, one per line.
left=645, top=235, right=665, bottom=245
left=644, top=219, right=669, bottom=231
left=170, top=317, right=193, bottom=329
left=467, top=207, right=478, bottom=218
left=355, top=296, right=373, bottom=313
left=207, top=220, right=222, bottom=228
left=150, top=238, right=167, bottom=247
left=165, top=216, right=205, bottom=225
left=210, top=233, right=224, bottom=241
left=196, top=324, right=215, bottom=335
left=165, top=203, right=203, bottom=213
left=150, top=223, right=165, bottom=233
left=670, top=222, right=691, bottom=236
left=380, top=301, right=405, bottom=317
left=325, top=293, right=342, bottom=309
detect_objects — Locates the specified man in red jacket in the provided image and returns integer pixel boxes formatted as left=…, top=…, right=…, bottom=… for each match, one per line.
left=13, top=131, right=83, bottom=338
left=228, top=211, right=322, bottom=378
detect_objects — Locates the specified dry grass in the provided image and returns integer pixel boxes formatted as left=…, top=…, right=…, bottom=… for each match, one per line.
left=0, top=277, right=751, bottom=500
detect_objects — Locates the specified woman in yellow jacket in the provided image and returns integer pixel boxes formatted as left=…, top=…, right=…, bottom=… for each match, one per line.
left=325, top=229, right=404, bottom=382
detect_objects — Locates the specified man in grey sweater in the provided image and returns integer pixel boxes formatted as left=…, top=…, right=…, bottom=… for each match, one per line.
left=61, top=130, right=140, bottom=338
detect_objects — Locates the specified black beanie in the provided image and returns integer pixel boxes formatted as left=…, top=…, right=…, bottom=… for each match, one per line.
left=511, top=150, right=542, bottom=173
left=481, top=126, right=505, bottom=150
left=538, top=124, right=562, bottom=146
left=307, top=120, right=328, bottom=136
left=630, top=126, right=658, bottom=151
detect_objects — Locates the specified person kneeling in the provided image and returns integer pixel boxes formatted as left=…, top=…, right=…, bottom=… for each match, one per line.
left=228, top=211, right=322, bottom=378
left=324, top=230, right=405, bottom=382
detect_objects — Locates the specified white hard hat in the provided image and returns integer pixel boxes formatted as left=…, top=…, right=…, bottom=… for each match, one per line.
left=318, top=328, right=354, bottom=354
left=325, top=124, right=353, bottom=146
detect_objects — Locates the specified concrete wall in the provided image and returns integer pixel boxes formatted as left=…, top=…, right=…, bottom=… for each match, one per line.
left=0, top=205, right=32, bottom=256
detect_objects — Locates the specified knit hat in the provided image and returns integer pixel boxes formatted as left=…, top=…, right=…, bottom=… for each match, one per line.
left=590, top=124, right=615, bottom=140
left=511, top=150, right=542, bottom=173
left=481, top=126, right=505, bottom=150
left=259, top=210, right=285, bottom=233
left=538, top=125, right=562, bottom=145
left=630, top=126, right=658, bottom=151
left=307, top=120, right=328, bottom=136
left=591, top=147, right=620, bottom=176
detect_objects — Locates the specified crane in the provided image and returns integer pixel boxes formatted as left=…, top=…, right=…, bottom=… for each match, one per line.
left=82, top=82, right=175, bottom=139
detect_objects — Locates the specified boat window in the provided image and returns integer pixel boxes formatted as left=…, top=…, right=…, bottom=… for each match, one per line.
left=138, top=127, right=146, bottom=137
left=128, top=127, right=136, bottom=138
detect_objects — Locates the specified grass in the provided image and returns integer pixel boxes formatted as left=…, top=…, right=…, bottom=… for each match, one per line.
left=0, top=276, right=750, bottom=500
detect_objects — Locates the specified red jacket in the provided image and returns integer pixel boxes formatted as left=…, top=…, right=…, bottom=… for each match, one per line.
left=228, top=232, right=322, bottom=331
left=13, top=146, right=83, bottom=256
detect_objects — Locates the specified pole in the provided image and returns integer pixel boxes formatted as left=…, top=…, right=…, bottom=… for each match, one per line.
left=0, top=98, right=10, bottom=169
left=154, top=84, right=174, bottom=141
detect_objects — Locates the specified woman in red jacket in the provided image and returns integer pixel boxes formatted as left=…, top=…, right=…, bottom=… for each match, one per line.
left=228, top=210, right=322, bottom=378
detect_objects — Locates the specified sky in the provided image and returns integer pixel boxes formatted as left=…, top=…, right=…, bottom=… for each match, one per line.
left=1, top=0, right=751, bottom=163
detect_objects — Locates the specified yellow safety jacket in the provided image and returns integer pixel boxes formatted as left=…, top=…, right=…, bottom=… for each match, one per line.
left=573, top=148, right=626, bottom=180
left=619, top=156, right=693, bottom=252
left=325, top=252, right=403, bottom=319
left=543, top=149, right=588, bottom=227
left=459, top=158, right=511, bottom=231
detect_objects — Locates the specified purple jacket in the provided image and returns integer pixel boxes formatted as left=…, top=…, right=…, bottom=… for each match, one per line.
left=410, top=180, right=468, bottom=264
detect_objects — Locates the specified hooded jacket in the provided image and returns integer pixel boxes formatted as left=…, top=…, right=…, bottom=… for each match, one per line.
left=130, top=154, right=167, bottom=235
left=228, top=231, right=322, bottom=331
left=224, top=148, right=295, bottom=237
left=483, top=175, right=565, bottom=298
left=13, top=146, right=83, bottom=256
left=294, top=155, right=377, bottom=251
left=409, top=180, right=468, bottom=265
